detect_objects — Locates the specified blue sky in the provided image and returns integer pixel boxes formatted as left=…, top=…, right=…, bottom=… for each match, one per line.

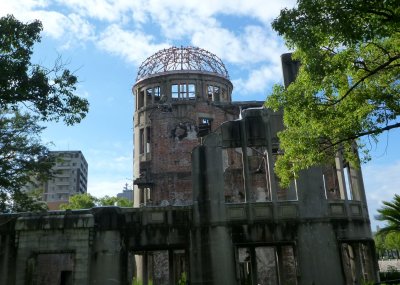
left=1, top=0, right=399, bottom=228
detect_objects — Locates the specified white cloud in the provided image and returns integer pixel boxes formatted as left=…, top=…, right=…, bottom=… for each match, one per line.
left=96, top=24, right=169, bottom=65
left=0, top=0, right=295, bottom=67
left=0, top=0, right=48, bottom=17
left=232, top=63, right=283, bottom=95
left=0, top=4, right=95, bottom=47
left=191, top=25, right=287, bottom=65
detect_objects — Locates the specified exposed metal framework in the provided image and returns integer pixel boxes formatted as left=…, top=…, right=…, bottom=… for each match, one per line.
left=136, top=46, right=229, bottom=82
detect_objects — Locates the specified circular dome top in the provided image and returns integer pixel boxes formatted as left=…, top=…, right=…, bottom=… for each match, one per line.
left=136, top=46, right=229, bottom=82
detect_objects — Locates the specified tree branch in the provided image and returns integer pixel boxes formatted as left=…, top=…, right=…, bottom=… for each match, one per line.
left=321, top=122, right=400, bottom=151
left=321, top=55, right=400, bottom=106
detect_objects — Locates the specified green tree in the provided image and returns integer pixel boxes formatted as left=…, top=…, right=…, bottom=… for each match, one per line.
left=60, top=193, right=98, bottom=210
left=60, top=193, right=132, bottom=209
left=0, top=15, right=89, bottom=212
left=265, top=0, right=400, bottom=186
left=0, top=15, right=89, bottom=124
left=98, top=195, right=132, bottom=207
left=376, top=194, right=400, bottom=236
left=0, top=111, right=53, bottom=212
left=384, top=232, right=400, bottom=251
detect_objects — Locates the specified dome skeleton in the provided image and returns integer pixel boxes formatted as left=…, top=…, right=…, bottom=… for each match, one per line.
left=136, top=46, right=229, bottom=82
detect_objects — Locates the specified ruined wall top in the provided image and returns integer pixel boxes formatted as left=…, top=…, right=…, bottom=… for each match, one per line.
left=136, top=46, right=229, bottom=82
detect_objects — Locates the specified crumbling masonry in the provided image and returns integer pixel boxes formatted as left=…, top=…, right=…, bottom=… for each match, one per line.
left=0, top=47, right=378, bottom=285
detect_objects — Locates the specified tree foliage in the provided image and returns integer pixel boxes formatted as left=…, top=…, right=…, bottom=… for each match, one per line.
left=0, top=15, right=89, bottom=212
left=266, top=0, right=400, bottom=186
left=0, top=111, right=52, bottom=212
left=0, top=15, right=89, bottom=125
left=60, top=193, right=98, bottom=210
left=60, top=193, right=132, bottom=210
left=98, top=195, right=132, bottom=207
left=376, top=194, right=400, bottom=236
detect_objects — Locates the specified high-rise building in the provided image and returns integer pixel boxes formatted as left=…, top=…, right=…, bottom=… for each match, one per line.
left=26, top=150, right=88, bottom=210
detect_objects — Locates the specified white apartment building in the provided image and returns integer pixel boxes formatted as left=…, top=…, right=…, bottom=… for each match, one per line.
left=43, top=151, right=88, bottom=210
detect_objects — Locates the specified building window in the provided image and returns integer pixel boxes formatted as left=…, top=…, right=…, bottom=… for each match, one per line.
left=137, top=90, right=144, bottom=109
left=146, top=127, right=151, bottom=154
left=207, top=85, right=220, bottom=102
left=140, top=128, right=145, bottom=154
left=171, top=83, right=196, bottom=100
left=146, top=88, right=152, bottom=104
left=154, top=86, right=161, bottom=102
left=172, top=84, right=179, bottom=99
left=188, top=84, right=195, bottom=98
left=198, top=117, right=212, bottom=137
left=221, top=88, right=227, bottom=101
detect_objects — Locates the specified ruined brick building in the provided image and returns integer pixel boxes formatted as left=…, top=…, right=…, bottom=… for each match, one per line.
left=132, top=46, right=263, bottom=207
left=0, top=47, right=378, bottom=285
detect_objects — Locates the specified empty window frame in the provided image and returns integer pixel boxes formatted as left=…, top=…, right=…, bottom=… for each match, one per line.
left=207, top=85, right=220, bottom=102
left=139, top=129, right=145, bottom=154
left=137, top=90, right=145, bottom=109
left=322, top=164, right=340, bottom=200
left=146, top=88, right=152, bottom=104
left=272, top=152, right=298, bottom=201
left=146, top=127, right=151, bottom=154
left=153, top=86, right=161, bottom=102
left=221, top=88, right=227, bottom=101
left=171, top=83, right=196, bottom=99
left=142, top=86, right=161, bottom=105
left=237, top=245, right=297, bottom=285
left=198, top=117, right=212, bottom=137
left=139, top=127, right=151, bottom=155
left=139, top=187, right=152, bottom=206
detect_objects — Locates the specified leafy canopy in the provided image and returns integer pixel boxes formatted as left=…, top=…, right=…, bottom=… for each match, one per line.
left=0, top=15, right=89, bottom=125
left=0, top=110, right=53, bottom=212
left=60, top=193, right=132, bottom=210
left=376, top=194, right=400, bottom=236
left=0, top=15, right=89, bottom=212
left=266, top=0, right=400, bottom=186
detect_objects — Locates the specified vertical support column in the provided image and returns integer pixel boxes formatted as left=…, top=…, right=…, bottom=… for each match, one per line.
left=90, top=230, right=125, bottom=285
left=0, top=232, right=16, bottom=285
left=142, top=253, right=148, bottom=285
left=191, top=134, right=237, bottom=285
left=297, top=223, right=345, bottom=285
left=335, top=153, right=348, bottom=200
left=240, top=120, right=251, bottom=202
left=168, top=249, right=175, bottom=285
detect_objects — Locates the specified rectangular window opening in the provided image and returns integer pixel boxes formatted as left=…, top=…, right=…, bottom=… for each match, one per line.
left=207, top=85, right=220, bottom=102
left=171, top=84, right=179, bottom=99
left=138, top=90, right=145, bottom=109
left=188, top=84, right=196, bottom=99
left=198, top=117, right=212, bottom=137
left=343, top=165, right=353, bottom=200
left=146, top=127, right=151, bottom=154
left=139, top=129, right=144, bottom=154
left=322, top=164, right=340, bottom=200
left=154, top=86, right=161, bottom=102
left=172, top=83, right=195, bottom=100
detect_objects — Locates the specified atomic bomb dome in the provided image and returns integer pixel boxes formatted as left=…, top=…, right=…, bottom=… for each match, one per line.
left=136, top=46, right=229, bottom=82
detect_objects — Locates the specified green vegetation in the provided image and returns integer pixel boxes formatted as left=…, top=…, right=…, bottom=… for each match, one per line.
left=132, top=278, right=153, bottom=285
left=375, top=231, right=400, bottom=253
left=0, top=15, right=89, bottom=212
left=60, top=193, right=132, bottom=210
left=376, top=194, right=400, bottom=236
left=266, top=0, right=400, bottom=186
